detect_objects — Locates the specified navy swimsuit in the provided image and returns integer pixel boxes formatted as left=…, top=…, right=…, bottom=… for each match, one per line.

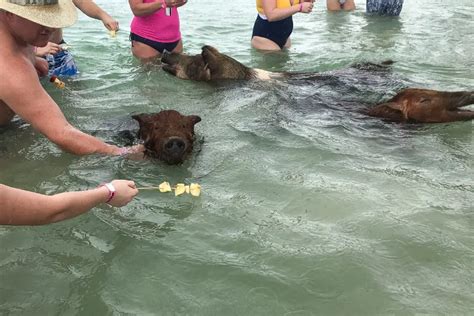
left=252, top=15, right=293, bottom=49
left=130, top=32, right=180, bottom=53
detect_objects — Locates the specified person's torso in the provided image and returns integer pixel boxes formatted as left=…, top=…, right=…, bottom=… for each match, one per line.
left=256, top=0, right=300, bottom=14
left=131, top=0, right=181, bottom=42
left=0, top=27, right=36, bottom=125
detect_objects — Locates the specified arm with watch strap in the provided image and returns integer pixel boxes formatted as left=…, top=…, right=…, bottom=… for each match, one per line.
left=129, top=0, right=187, bottom=17
left=262, top=0, right=314, bottom=22
left=0, top=180, right=138, bottom=226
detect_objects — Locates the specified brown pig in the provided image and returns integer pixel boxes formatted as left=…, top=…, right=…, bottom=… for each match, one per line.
left=132, top=110, right=201, bottom=164
left=366, top=88, right=474, bottom=123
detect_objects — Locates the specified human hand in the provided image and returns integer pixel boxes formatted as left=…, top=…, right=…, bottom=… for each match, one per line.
left=300, top=1, right=314, bottom=13
left=102, top=15, right=119, bottom=31
left=119, top=144, right=145, bottom=155
left=165, top=0, right=187, bottom=8
left=109, top=144, right=145, bottom=159
left=34, top=57, right=49, bottom=77
left=35, top=42, right=62, bottom=57
left=106, top=180, right=138, bottom=207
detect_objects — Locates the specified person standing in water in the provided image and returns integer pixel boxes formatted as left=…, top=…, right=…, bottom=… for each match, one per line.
left=35, top=0, right=120, bottom=77
left=0, top=0, right=140, bottom=225
left=251, top=0, right=315, bottom=51
left=326, top=0, right=355, bottom=11
left=366, top=0, right=404, bottom=16
left=128, top=0, right=188, bottom=63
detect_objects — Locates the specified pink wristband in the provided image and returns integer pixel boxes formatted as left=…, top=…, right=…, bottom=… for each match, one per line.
left=119, top=147, right=129, bottom=156
left=299, top=3, right=303, bottom=12
left=100, top=182, right=116, bottom=203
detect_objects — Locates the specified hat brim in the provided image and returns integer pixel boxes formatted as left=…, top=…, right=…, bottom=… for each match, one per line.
left=0, top=0, right=77, bottom=28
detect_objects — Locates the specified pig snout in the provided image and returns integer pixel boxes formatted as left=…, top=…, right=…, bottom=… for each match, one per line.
left=164, top=137, right=187, bottom=155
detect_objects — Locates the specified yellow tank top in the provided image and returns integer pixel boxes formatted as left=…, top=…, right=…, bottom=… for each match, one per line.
left=256, top=0, right=301, bottom=14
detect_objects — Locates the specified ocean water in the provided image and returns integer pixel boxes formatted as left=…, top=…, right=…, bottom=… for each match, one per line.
left=0, top=0, right=473, bottom=315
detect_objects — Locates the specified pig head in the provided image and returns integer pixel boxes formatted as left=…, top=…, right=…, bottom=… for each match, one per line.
left=132, top=110, right=201, bottom=164
left=367, top=88, right=474, bottom=123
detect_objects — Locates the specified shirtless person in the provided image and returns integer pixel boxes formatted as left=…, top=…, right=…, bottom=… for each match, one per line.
left=0, top=0, right=141, bottom=225
left=36, top=0, right=120, bottom=76
left=0, top=1, right=139, bottom=154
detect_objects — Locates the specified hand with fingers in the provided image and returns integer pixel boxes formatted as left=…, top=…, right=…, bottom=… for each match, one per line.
left=35, top=42, right=62, bottom=57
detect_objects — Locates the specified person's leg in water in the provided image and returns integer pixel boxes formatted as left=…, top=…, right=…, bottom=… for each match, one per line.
left=367, top=0, right=404, bottom=16
left=251, top=15, right=293, bottom=51
left=327, top=0, right=355, bottom=11
left=131, top=33, right=182, bottom=63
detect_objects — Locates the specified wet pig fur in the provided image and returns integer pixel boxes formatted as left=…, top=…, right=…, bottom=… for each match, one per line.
left=132, top=110, right=201, bottom=165
left=161, top=46, right=474, bottom=124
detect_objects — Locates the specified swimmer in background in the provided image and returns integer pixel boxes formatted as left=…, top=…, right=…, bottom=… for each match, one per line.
left=34, top=0, right=120, bottom=77
left=366, top=0, right=404, bottom=16
left=326, top=0, right=355, bottom=11
left=128, top=0, right=188, bottom=63
left=251, top=0, right=315, bottom=51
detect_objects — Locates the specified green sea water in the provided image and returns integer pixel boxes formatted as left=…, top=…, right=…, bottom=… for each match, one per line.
left=1, top=0, right=473, bottom=314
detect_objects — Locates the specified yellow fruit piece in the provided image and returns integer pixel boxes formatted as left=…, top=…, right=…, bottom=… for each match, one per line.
left=158, top=182, right=172, bottom=193
left=109, top=30, right=116, bottom=37
left=175, top=183, right=186, bottom=196
left=189, top=183, right=201, bottom=197
left=54, top=79, right=65, bottom=89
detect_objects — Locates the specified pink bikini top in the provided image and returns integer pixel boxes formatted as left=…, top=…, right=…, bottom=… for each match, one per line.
left=130, top=0, right=181, bottom=43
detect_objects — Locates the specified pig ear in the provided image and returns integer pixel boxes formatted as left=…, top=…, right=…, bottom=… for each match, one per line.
left=188, top=115, right=201, bottom=125
left=132, top=113, right=154, bottom=125
left=132, top=114, right=145, bottom=124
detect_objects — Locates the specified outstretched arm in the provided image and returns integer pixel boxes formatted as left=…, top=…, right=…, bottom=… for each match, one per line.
left=0, top=52, right=121, bottom=155
left=0, top=180, right=138, bottom=225
left=73, top=0, right=119, bottom=31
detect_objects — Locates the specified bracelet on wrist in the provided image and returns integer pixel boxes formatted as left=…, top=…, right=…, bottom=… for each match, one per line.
left=99, top=182, right=116, bottom=204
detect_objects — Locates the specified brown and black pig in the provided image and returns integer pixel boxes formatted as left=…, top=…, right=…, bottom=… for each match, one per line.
left=161, top=46, right=474, bottom=124
left=132, top=110, right=201, bottom=165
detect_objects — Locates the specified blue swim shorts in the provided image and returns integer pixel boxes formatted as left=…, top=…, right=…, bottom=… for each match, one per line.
left=46, top=48, right=79, bottom=77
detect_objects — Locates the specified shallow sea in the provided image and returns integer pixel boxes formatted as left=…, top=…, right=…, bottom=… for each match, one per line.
left=0, top=0, right=473, bottom=315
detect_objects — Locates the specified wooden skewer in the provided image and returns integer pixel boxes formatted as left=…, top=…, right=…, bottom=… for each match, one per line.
left=137, top=186, right=179, bottom=190
left=137, top=187, right=161, bottom=190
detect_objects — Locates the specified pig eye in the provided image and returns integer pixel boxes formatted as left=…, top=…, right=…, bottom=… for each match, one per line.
left=420, top=98, right=430, bottom=104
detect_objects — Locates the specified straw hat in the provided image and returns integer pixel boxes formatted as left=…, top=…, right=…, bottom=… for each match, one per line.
left=0, top=0, right=77, bottom=28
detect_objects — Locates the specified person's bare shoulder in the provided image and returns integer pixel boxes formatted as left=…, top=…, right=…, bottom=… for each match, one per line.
left=0, top=45, right=37, bottom=94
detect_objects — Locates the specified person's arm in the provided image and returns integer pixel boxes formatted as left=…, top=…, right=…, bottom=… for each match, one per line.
left=0, top=180, right=138, bottom=225
left=34, top=42, right=62, bottom=57
left=33, top=57, right=49, bottom=77
left=72, top=0, right=119, bottom=31
left=129, top=0, right=163, bottom=17
left=128, top=0, right=187, bottom=17
left=0, top=55, right=120, bottom=155
left=262, top=0, right=313, bottom=22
